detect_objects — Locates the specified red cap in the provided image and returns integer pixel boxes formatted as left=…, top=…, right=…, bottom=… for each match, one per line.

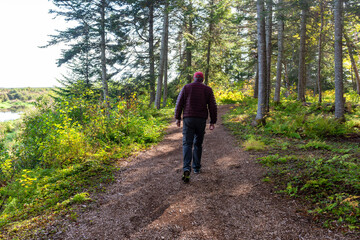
left=193, top=72, right=204, bottom=82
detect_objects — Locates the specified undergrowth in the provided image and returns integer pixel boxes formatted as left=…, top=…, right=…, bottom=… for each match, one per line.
left=0, top=91, right=172, bottom=239
left=222, top=89, right=360, bottom=233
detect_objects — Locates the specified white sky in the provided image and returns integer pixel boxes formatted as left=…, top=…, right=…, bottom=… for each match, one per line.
left=0, top=1, right=67, bottom=88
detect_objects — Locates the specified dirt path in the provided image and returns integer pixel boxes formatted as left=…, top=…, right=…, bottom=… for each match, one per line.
left=52, top=105, right=353, bottom=240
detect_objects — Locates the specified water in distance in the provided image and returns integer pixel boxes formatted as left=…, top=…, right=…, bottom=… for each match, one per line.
left=0, top=112, right=22, bottom=122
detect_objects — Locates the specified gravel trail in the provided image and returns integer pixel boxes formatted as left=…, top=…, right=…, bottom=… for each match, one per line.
left=52, top=105, right=356, bottom=240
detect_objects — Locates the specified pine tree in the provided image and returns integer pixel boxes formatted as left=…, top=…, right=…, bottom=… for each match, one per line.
left=274, top=0, right=284, bottom=104
left=255, top=0, right=267, bottom=123
left=334, top=0, right=344, bottom=119
left=297, top=0, right=309, bottom=102
left=155, top=0, right=170, bottom=109
left=46, top=0, right=129, bottom=101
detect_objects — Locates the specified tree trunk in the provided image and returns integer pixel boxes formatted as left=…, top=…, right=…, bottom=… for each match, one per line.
left=155, top=0, right=169, bottom=109
left=149, top=1, right=156, bottom=105
left=162, top=1, right=170, bottom=108
left=274, top=0, right=283, bottom=104
left=84, top=22, right=90, bottom=88
left=162, top=50, right=169, bottom=107
left=298, top=1, right=308, bottom=102
left=334, top=0, right=344, bottom=119
left=344, top=33, right=360, bottom=94
left=186, top=7, right=193, bottom=84
left=205, top=0, right=215, bottom=86
left=284, top=60, right=290, bottom=97
left=317, top=1, right=324, bottom=103
left=254, top=60, right=259, bottom=98
left=255, top=0, right=267, bottom=122
left=265, top=0, right=273, bottom=112
left=100, top=0, right=109, bottom=103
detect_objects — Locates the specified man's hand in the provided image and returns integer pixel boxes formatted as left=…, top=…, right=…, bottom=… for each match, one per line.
left=176, top=119, right=181, bottom=127
left=209, top=124, right=215, bottom=130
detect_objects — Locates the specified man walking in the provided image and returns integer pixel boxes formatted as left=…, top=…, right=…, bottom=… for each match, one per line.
left=175, top=72, right=217, bottom=183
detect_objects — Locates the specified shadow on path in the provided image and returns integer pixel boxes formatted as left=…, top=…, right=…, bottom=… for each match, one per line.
left=54, top=105, right=354, bottom=240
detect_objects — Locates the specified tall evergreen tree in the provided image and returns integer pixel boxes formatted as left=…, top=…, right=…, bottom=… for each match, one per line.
left=334, top=0, right=344, bottom=119
left=316, top=0, right=325, bottom=103
left=344, top=33, right=360, bottom=94
left=255, top=0, right=267, bottom=122
left=204, top=0, right=215, bottom=86
left=265, top=0, right=273, bottom=112
left=297, top=0, right=309, bottom=102
left=274, top=0, right=284, bottom=104
left=155, top=0, right=170, bottom=109
left=46, top=0, right=129, bottom=101
left=185, top=0, right=194, bottom=83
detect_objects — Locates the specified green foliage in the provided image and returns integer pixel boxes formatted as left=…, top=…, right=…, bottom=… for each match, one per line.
left=242, top=136, right=266, bottom=151
left=224, top=90, right=360, bottom=231
left=255, top=151, right=360, bottom=229
left=300, top=140, right=332, bottom=150
left=258, top=154, right=298, bottom=167
left=0, top=88, right=52, bottom=111
left=215, top=88, right=245, bottom=104
left=303, top=114, right=349, bottom=138
left=214, top=82, right=252, bottom=104
left=0, top=91, right=171, bottom=238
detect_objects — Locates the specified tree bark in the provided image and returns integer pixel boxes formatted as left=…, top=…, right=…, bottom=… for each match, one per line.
left=162, top=1, right=170, bottom=107
left=205, top=0, right=215, bottom=86
left=254, top=60, right=259, bottom=98
left=344, top=33, right=360, bottom=94
left=155, top=0, right=169, bottom=109
left=162, top=49, right=169, bottom=107
left=274, top=0, right=283, bottom=104
left=265, top=0, right=273, bottom=112
left=334, top=0, right=344, bottom=119
left=186, top=3, right=193, bottom=84
left=255, top=0, right=267, bottom=122
left=100, top=0, right=109, bottom=103
left=317, top=1, right=324, bottom=103
left=284, top=60, right=290, bottom=97
left=148, top=1, right=156, bottom=105
left=298, top=1, right=308, bottom=102
left=84, top=22, right=90, bottom=88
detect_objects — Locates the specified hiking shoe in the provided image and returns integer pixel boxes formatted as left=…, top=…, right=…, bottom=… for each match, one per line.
left=182, top=171, right=190, bottom=183
left=193, top=169, right=200, bottom=174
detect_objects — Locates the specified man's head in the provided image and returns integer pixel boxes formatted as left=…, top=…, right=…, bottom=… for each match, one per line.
left=193, top=72, right=204, bottom=82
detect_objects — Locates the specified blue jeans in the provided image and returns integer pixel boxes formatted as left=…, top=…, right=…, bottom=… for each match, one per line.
left=182, top=117, right=206, bottom=172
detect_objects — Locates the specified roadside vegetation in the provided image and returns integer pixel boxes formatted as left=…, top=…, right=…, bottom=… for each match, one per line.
left=0, top=90, right=172, bottom=239
left=220, top=84, right=360, bottom=233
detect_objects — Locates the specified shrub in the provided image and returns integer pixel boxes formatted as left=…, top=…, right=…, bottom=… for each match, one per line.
left=300, top=140, right=332, bottom=150
left=0, top=91, right=171, bottom=237
left=303, top=114, right=349, bottom=138
left=7, top=90, right=24, bottom=101
left=242, top=136, right=266, bottom=151
left=0, top=93, right=9, bottom=102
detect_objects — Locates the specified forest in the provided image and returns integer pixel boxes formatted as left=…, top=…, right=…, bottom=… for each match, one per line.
left=0, top=0, right=360, bottom=238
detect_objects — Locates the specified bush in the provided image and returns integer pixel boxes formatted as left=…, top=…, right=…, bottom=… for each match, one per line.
left=242, top=136, right=266, bottom=151
left=303, top=114, right=349, bottom=138
left=0, top=93, right=9, bottom=102
left=7, top=90, right=24, bottom=101
left=0, top=91, right=171, bottom=237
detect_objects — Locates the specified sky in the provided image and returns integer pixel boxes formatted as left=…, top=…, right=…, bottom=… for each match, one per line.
left=0, top=1, right=67, bottom=88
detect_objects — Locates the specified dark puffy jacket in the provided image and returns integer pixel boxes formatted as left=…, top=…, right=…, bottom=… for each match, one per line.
left=174, top=80, right=217, bottom=124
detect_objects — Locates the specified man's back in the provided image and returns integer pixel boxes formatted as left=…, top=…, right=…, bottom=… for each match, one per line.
left=175, top=71, right=217, bottom=183
left=175, top=80, right=217, bottom=124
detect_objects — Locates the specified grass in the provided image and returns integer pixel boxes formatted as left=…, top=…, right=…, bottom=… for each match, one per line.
left=222, top=91, right=360, bottom=233
left=242, top=136, right=266, bottom=151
